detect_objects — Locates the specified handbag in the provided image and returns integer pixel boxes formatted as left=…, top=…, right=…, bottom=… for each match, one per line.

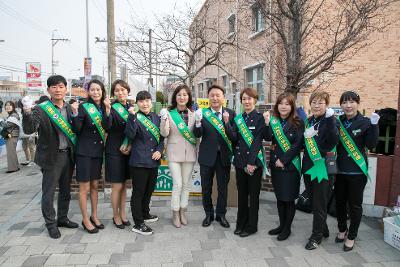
left=0, top=127, right=10, bottom=139
left=325, top=151, right=337, bottom=175
left=296, top=189, right=312, bottom=213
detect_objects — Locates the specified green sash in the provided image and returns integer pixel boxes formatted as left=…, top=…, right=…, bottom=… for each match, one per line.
left=169, top=109, right=196, bottom=145
left=82, top=103, right=106, bottom=143
left=202, top=108, right=233, bottom=153
left=112, top=102, right=129, bottom=146
left=136, top=113, right=160, bottom=144
left=39, top=101, right=77, bottom=145
left=234, top=113, right=266, bottom=172
left=304, top=120, right=328, bottom=183
left=270, top=115, right=301, bottom=175
left=338, top=119, right=370, bottom=179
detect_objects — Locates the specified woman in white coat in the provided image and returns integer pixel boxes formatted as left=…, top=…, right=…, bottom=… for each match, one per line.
left=160, top=84, right=197, bottom=228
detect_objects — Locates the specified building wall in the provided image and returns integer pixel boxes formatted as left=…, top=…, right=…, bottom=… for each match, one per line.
left=191, top=0, right=399, bottom=116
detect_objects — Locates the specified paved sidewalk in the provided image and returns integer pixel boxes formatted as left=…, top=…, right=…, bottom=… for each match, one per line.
left=0, top=155, right=399, bottom=267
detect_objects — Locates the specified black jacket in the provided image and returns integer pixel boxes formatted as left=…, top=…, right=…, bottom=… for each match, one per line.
left=337, top=113, right=379, bottom=174
left=103, top=101, right=132, bottom=156
left=23, top=102, right=75, bottom=168
left=302, top=115, right=339, bottom=174
left=72, top=101, right=105, bottom=158
left=256, top=118, right=304, bottom=172
left=225, top=110, right=264, bottom=169
left=125, top=111, right=164, bottom=168
left=193, top=107, right=236, bottom=167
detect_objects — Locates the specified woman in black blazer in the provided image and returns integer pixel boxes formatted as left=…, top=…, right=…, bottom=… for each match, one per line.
left=103, top=80, right=135, bottom=229
left=72, top=79, right=109, bottom=234
left=224, top=87, right=264, bottom=238
left=335, top=91, right=379, bottom=251
left=258, top=92, right=304, bottom=241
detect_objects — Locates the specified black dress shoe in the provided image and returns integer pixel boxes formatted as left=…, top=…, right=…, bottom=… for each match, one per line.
left=202, top=215, right=214, bottom=227
left=277, top=230, right=291, bottom=241
left=6, top=168, right=20, bottom=173
left=305, top=239, right=321, bottom=250
left=239, top=231, right=254, bottom=238
left=90, top=216, right=105, bottom=229
left=113, top=218, right=125, bottom=229
left=343, top=240, right=354, bottom=252
left=122, top=220, right=131, bottom=226
left=82, top=221, right=99, bottom=234
left=234, top=228, right=243, bottom=235
left=57, top=219, right=78, bottom=229
left=216, top=216, right=230, bottom=228
left=268, top=226, right=282, bottom=236
left=323, top=231, right=330, bottom=238
left=335, top=230, right=347, bottom=243
left=47, top=227, right=61, bottom=239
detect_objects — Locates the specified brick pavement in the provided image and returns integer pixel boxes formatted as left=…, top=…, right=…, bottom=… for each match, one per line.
left=0, top=153, right=399, bottom=267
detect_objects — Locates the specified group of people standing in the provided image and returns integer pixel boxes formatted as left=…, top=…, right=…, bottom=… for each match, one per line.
left=21, top=74, right=379, bottom=253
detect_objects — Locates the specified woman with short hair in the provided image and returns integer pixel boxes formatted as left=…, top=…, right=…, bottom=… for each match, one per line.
left=302, top=90, right=339, bottom=250
left=104, top=79, right=135, bottom=229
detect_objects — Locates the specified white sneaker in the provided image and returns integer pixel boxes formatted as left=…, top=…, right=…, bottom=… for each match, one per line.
left=27, top=162, right=35, bottom=167
left=21, top=161, right=30, bottom=166
left=144, top=214, right=159, bottom=223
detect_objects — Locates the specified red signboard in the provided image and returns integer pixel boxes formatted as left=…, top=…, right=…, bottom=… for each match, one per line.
left=26, top=62, right=42, bottom=90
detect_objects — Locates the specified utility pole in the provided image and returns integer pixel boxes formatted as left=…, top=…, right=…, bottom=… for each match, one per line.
left=51, top=30, right=69, bottom=75
left=107, top=0, right=116, bottom=93
left=148, top=29, right=153, bottom=87
left=86, top=0, right=90, bottom=58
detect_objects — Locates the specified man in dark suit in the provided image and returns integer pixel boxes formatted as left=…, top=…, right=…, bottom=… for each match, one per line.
left=193, top=84, right=235, bottom=228
left=22, top=75, right=78, bottom=239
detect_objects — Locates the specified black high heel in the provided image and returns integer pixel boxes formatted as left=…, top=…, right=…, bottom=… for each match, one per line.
left=82, top=221, right=99, bottom=234
left=113, top=218, right=125, bottom=229
left=122, top=219, right=131, bottom=226
left=90, top=216, right=105, bottom=229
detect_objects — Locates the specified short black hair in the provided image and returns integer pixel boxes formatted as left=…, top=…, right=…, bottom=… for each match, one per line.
left=111, top=79, right=131, bottom=96
left=207, top=84, right=225, bottom=95
left=340, top=90, right=360, bottom=105
left=47, top=75, right=67, bottom=87
left=136, top=90, right=152, bottom=102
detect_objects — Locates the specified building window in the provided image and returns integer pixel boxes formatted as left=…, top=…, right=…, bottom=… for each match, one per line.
left=252, top=4, right=265, bottom=32
left=222, top=75, right=229, bottom=94
left=198, top=83, right=204, bottom=98
left=246, top=66, right=265, bottom=102
left=228, top=14, right=235, bottom=34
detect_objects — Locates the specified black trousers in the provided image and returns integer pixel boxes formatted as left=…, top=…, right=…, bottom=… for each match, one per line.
left=276, top=200, right=296, bottom=232
left=235, top=167, right=262, bottom=233
left=304, top=174, right=332, bottom=241
left=335, top=173, right=367, bottom=240
left=41, top=151, right=74, bottom=229
left=130, top=167, right=158, bottom=225
left=200, top=152, right=230, bottom=217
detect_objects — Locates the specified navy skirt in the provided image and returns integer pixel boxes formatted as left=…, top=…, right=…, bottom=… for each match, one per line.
left=105, top=154, right=130, bottom=183
left=271, top=168, right=300, bottom=201
left=75, top=155, right=103, bottom=182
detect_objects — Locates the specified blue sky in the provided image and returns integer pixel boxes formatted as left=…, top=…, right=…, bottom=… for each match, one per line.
left=0, top=0, right=202, bottom=85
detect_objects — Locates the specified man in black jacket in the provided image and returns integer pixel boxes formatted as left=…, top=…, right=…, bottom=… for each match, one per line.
left=193, top=84, right=235, bottom=228
left=22, top=75, right=78, bottom=239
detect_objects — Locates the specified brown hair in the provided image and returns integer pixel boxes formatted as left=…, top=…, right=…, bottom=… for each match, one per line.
left=309, top=90, right=330, bottom=105
left=240, top=88, right=258, bottom=103
left=273, top=92, right=302, bottom=128
left=168, top=84, right=193, bottom=111
left=111, top=79, right=131, bottom=97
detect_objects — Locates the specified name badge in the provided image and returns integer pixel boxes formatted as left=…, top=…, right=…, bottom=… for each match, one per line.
left=249, top=126, right=255, bottom=130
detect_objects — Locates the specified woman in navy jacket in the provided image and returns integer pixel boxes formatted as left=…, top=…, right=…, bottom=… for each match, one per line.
left=103, top=80, right=135, bottom=229
left=125, top=90, right=164, bottom=236
left=335, top=91, right=379, bottom=251
left=224, top=88, right=264, bottom=238
left=258, top=92, right=304, bottom=241
left=72, top=79, right=109, bottom=234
